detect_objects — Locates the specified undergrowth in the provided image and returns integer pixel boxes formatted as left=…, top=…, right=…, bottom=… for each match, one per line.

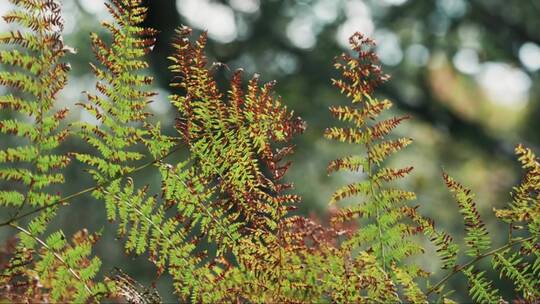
left=0, top=1, right=538, bottom=303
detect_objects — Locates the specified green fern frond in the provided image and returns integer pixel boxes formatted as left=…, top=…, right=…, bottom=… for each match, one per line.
left=0, top=2, right=83, bottom=298
left=393, top=263, right=428, bottom=303
left=101, top=176, right=217, bottom=301
left=443, top=172, right=491, bottom=257
left=492, top=250, right=539, bottom=300
left=491, top=145, right=540, bottom=300
left=1, top=209, right=108, bottom=302
left=0, top=0, right=71, bottom=212
left=326, top=32, right=421, bottom=271
left=159, top=162, right=242, bottom=253
left=74, top=0, right=173, bottom=184
left=462, top=266, right=501, bottom=304
left=69, top=1, right=193, bottom=299
left=404, top=206, right=459, bottom=269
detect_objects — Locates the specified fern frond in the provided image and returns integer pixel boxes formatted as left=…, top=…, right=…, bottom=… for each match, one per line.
left=0, top=3, right=78, bottom=297
left=329, top=180, right=371, bottom=204
left=495, top=144, right=539, bottom=229
left=428, top=147, right=540, bottom=302
left=74, top=0, right=173, bottom=184
left=368, top=137, right=413, bottom=165
left=331, top=33, right=388, bottom=102
left=68, top=1, right=193, bottom=299
left=251, top=218, right=400, bottom=303
left=0, top=0, right=71, bottom=213
left=328, top=155, right=367, bottom=174
left=1, top=209, right=108, bottom=302
left=492, top=250, right=539, bottom=300
left=169, top=26, right=305, bottom=233
left=328, top=100, right=392, bottom=127
left=392, top=263, right=428, bottom=303
left=443, top=172, right=491, bottom=257
left=166, top=25, right=312, bottom=301
left=462, top=266, right=501, bottom=304
left=491, top=145, right=540, bottom=300
left=101, top=176, right=215, bottom=300
left=404, top=206, right=459, bottom=269
left=159, top=162, right=242, bottom=252
left=326, top=32, right=421, bottom=272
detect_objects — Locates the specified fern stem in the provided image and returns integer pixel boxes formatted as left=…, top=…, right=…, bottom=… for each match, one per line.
left=426, top=235, right=536, bottom=296
left=9, top=223, right=93, bottom=295
left=367, top=143, right=386, bottom=271
left=0, top=145, right=183, bottom=227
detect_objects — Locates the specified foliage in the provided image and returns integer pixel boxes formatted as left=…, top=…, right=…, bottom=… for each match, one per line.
left=325, top=33, right=419, bottom=269
left=0, top=0, right=538, bottom=303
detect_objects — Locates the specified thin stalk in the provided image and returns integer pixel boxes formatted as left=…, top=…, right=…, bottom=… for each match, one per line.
left=10, top=223, right=94, bottom=295
left=366, top=142, right=386, bottom=271
left=0, top=145, right=182, bottom=227
left=426, top=235, right=535, bottom=295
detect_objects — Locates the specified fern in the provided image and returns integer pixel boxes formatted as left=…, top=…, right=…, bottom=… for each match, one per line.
left=0, top=1, right=539, bottom=302
left=393, top=263, right=429, bottom=303
left=71, top=0, right=215, bottom=300
left=169, top=26, right=305, bottom=232
left=462, top=266, right=501, bottom=304
left=405, top=206, right=459, bottom=270
left=0, top=0, right=71, bottom=210
left=164, top=26, right=307, bottom=301
left=443, top=172, right=491, bottom=257
left=1, top=208, right=108, bottom=302
left=428, top=157, right=540, bottom=302
left=74, top=0, right=173, bottom=184
left=495, top=144, right=540, bottom=230
left=492, top=250, right=537, bottom=299
left=325, top=33, right=420, bottom=272
left=0, top=1, right=109, bottom=302
left=75, top=1, right=307, bottom=299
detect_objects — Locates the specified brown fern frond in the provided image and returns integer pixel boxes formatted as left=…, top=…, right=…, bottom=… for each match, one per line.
left=169, top=25, right=305, bottom=233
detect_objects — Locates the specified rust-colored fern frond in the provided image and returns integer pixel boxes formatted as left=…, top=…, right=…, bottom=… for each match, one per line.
left=164, top=26, right=311, bottom=302
left=332, top=33, right=388, bottom=102
left=169, top=26, right=306, bottom=233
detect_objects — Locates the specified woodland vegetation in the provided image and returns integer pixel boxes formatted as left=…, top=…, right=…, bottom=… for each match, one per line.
left=0, top=0, right=538, bottom=303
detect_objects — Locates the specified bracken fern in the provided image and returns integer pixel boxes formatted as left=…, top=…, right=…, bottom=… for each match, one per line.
left=0, top=1, right=538, bottom=303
